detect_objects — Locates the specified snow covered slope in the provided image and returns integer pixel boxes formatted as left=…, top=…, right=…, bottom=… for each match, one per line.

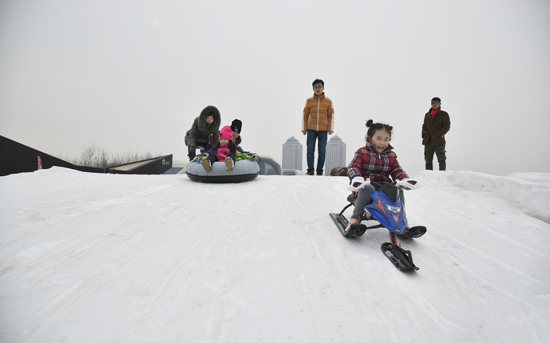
left=1, top=168, right=549, bottom=343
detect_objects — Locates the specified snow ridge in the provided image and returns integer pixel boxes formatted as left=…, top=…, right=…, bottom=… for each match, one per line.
left=416, top=170, right=550, bottom=224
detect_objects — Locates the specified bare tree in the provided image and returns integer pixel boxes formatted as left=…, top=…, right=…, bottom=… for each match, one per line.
left=74, top=144, right=157, bottom=168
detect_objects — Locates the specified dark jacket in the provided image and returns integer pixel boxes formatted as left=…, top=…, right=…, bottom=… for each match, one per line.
left=347, top=141, right=408, bottom=184
left=422, top=108, right=450, bottom=145
left=185, top=106, right=221, bottom=147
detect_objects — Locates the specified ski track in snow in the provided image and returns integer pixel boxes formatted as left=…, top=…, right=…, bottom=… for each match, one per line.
left=0, top=168, right=549, bottom=343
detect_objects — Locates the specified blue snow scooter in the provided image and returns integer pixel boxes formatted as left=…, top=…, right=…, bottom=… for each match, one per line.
left=330, top=178, right=427, bottom=271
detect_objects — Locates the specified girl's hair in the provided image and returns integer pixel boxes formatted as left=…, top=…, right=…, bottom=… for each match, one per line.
left=214, top=140, right=237, bottom=153
left=366, top=119, right=393, bottom=138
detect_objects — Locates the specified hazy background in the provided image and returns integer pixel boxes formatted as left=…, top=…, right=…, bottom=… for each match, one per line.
left=1, top=0, right=549, bottom=176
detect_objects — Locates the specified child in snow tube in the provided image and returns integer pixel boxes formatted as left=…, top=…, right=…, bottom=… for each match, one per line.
left=192, top=126, right=259, bottom=172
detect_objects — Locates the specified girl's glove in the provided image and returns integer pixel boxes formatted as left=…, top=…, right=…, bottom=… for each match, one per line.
left=397, top=178, right=422, bottom=190
left=351, top=176, right=366, bottom=188
left=348, top=177, right=370, bottom=192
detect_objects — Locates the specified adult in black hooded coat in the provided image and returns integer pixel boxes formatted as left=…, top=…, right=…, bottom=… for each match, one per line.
left=185, top=106, right=221, bottom=160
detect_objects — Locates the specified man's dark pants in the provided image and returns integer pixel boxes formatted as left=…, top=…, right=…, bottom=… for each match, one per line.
left=424, top=141, right=446, bottom=171
left=306, top=130, right=327, bottom=173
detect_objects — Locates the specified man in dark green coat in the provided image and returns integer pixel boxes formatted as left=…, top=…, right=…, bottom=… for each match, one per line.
left=422, top=97, right=451, bottom=171
left=185, top=106, right=221, bottom=160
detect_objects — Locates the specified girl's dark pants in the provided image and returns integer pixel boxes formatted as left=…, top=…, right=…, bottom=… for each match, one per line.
left=206, top=153, right=236, bottom=164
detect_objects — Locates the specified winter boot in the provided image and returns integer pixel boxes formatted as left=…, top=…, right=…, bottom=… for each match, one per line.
left=225, top=157, right=234, bottom=172
left=202, top=159, right=212, bottom=172
left=345, top=217, right=367, bottom=236
left=345, top=218, right=360, bottom=232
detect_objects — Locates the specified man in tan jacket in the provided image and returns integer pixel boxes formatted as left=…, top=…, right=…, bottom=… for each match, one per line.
left=302, top=79, right=334, bottom=175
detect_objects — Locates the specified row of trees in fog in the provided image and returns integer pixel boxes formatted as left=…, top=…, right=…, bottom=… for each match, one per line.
left=69, top=144, right=156, bottom=168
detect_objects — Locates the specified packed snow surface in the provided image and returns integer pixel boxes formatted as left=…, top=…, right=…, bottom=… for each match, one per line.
left=1, top=168, right=549, bottom=343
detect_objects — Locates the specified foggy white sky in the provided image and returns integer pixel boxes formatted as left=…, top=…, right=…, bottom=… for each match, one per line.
left=1, top=0, right=549, bottom=176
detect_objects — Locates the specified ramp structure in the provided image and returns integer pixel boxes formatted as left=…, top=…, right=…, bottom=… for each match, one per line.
left=0, top=135, right=172, bottom=176
left=258, top=156, right=282, bottom=175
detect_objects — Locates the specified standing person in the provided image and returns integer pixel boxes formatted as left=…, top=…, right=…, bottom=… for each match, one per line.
left=422, top=97, right=451, bottom=171
left=184, top=106, right=221, bottom=160
left=302, top=79, right=334, bottom=175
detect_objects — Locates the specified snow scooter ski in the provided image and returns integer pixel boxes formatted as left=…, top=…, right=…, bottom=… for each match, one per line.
left=330, top=178, right=426, bottom=271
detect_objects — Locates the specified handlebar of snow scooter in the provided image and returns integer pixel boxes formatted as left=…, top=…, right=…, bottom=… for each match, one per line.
left=348, top=178, right=421, bottom=192
left=396, top=178, right=422, bottom=190
left=347, top=178, right=371, bottom=192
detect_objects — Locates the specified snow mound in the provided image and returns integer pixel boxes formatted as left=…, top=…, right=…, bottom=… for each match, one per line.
left=415, top=170, right=550, bottom=224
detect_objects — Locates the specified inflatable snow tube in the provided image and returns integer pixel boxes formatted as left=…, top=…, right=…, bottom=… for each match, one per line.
left=186, top=160, right=260, bottom=183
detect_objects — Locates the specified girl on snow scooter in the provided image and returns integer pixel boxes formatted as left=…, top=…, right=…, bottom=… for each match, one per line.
left=346, top=120, right=426, bottom=239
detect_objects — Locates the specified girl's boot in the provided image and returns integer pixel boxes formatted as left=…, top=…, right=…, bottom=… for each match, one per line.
left=225, top=157, right=234, bottom=172
left=202, top=159, right=212, bottom=172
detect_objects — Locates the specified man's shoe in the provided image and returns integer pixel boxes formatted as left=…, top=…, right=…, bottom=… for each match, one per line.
left=202, top=159, right=212, bottom=172
left=306, top=169, right=314, bottom=176
left=317, top=171, right=323, bottom=176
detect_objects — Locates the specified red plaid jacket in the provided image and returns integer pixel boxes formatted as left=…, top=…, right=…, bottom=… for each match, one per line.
left=347, top=141, right=408, bottom=184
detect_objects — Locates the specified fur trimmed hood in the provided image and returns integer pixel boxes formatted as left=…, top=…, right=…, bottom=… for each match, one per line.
left=198, top=106, right=221, bottom=132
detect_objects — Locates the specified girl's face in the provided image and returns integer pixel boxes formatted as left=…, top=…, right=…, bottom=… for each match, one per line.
left=369, top=129, right=391, bottom=153
left=220, top=138, right=230, bottom=145
left=232, top=131, right=240, bottom=140
left=206, top=116, right=214, bottom=124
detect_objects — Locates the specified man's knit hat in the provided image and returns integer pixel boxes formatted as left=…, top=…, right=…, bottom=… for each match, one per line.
left=231, top=119, right=242, bottom=133
left=219, top=126, right=233, bottom=141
